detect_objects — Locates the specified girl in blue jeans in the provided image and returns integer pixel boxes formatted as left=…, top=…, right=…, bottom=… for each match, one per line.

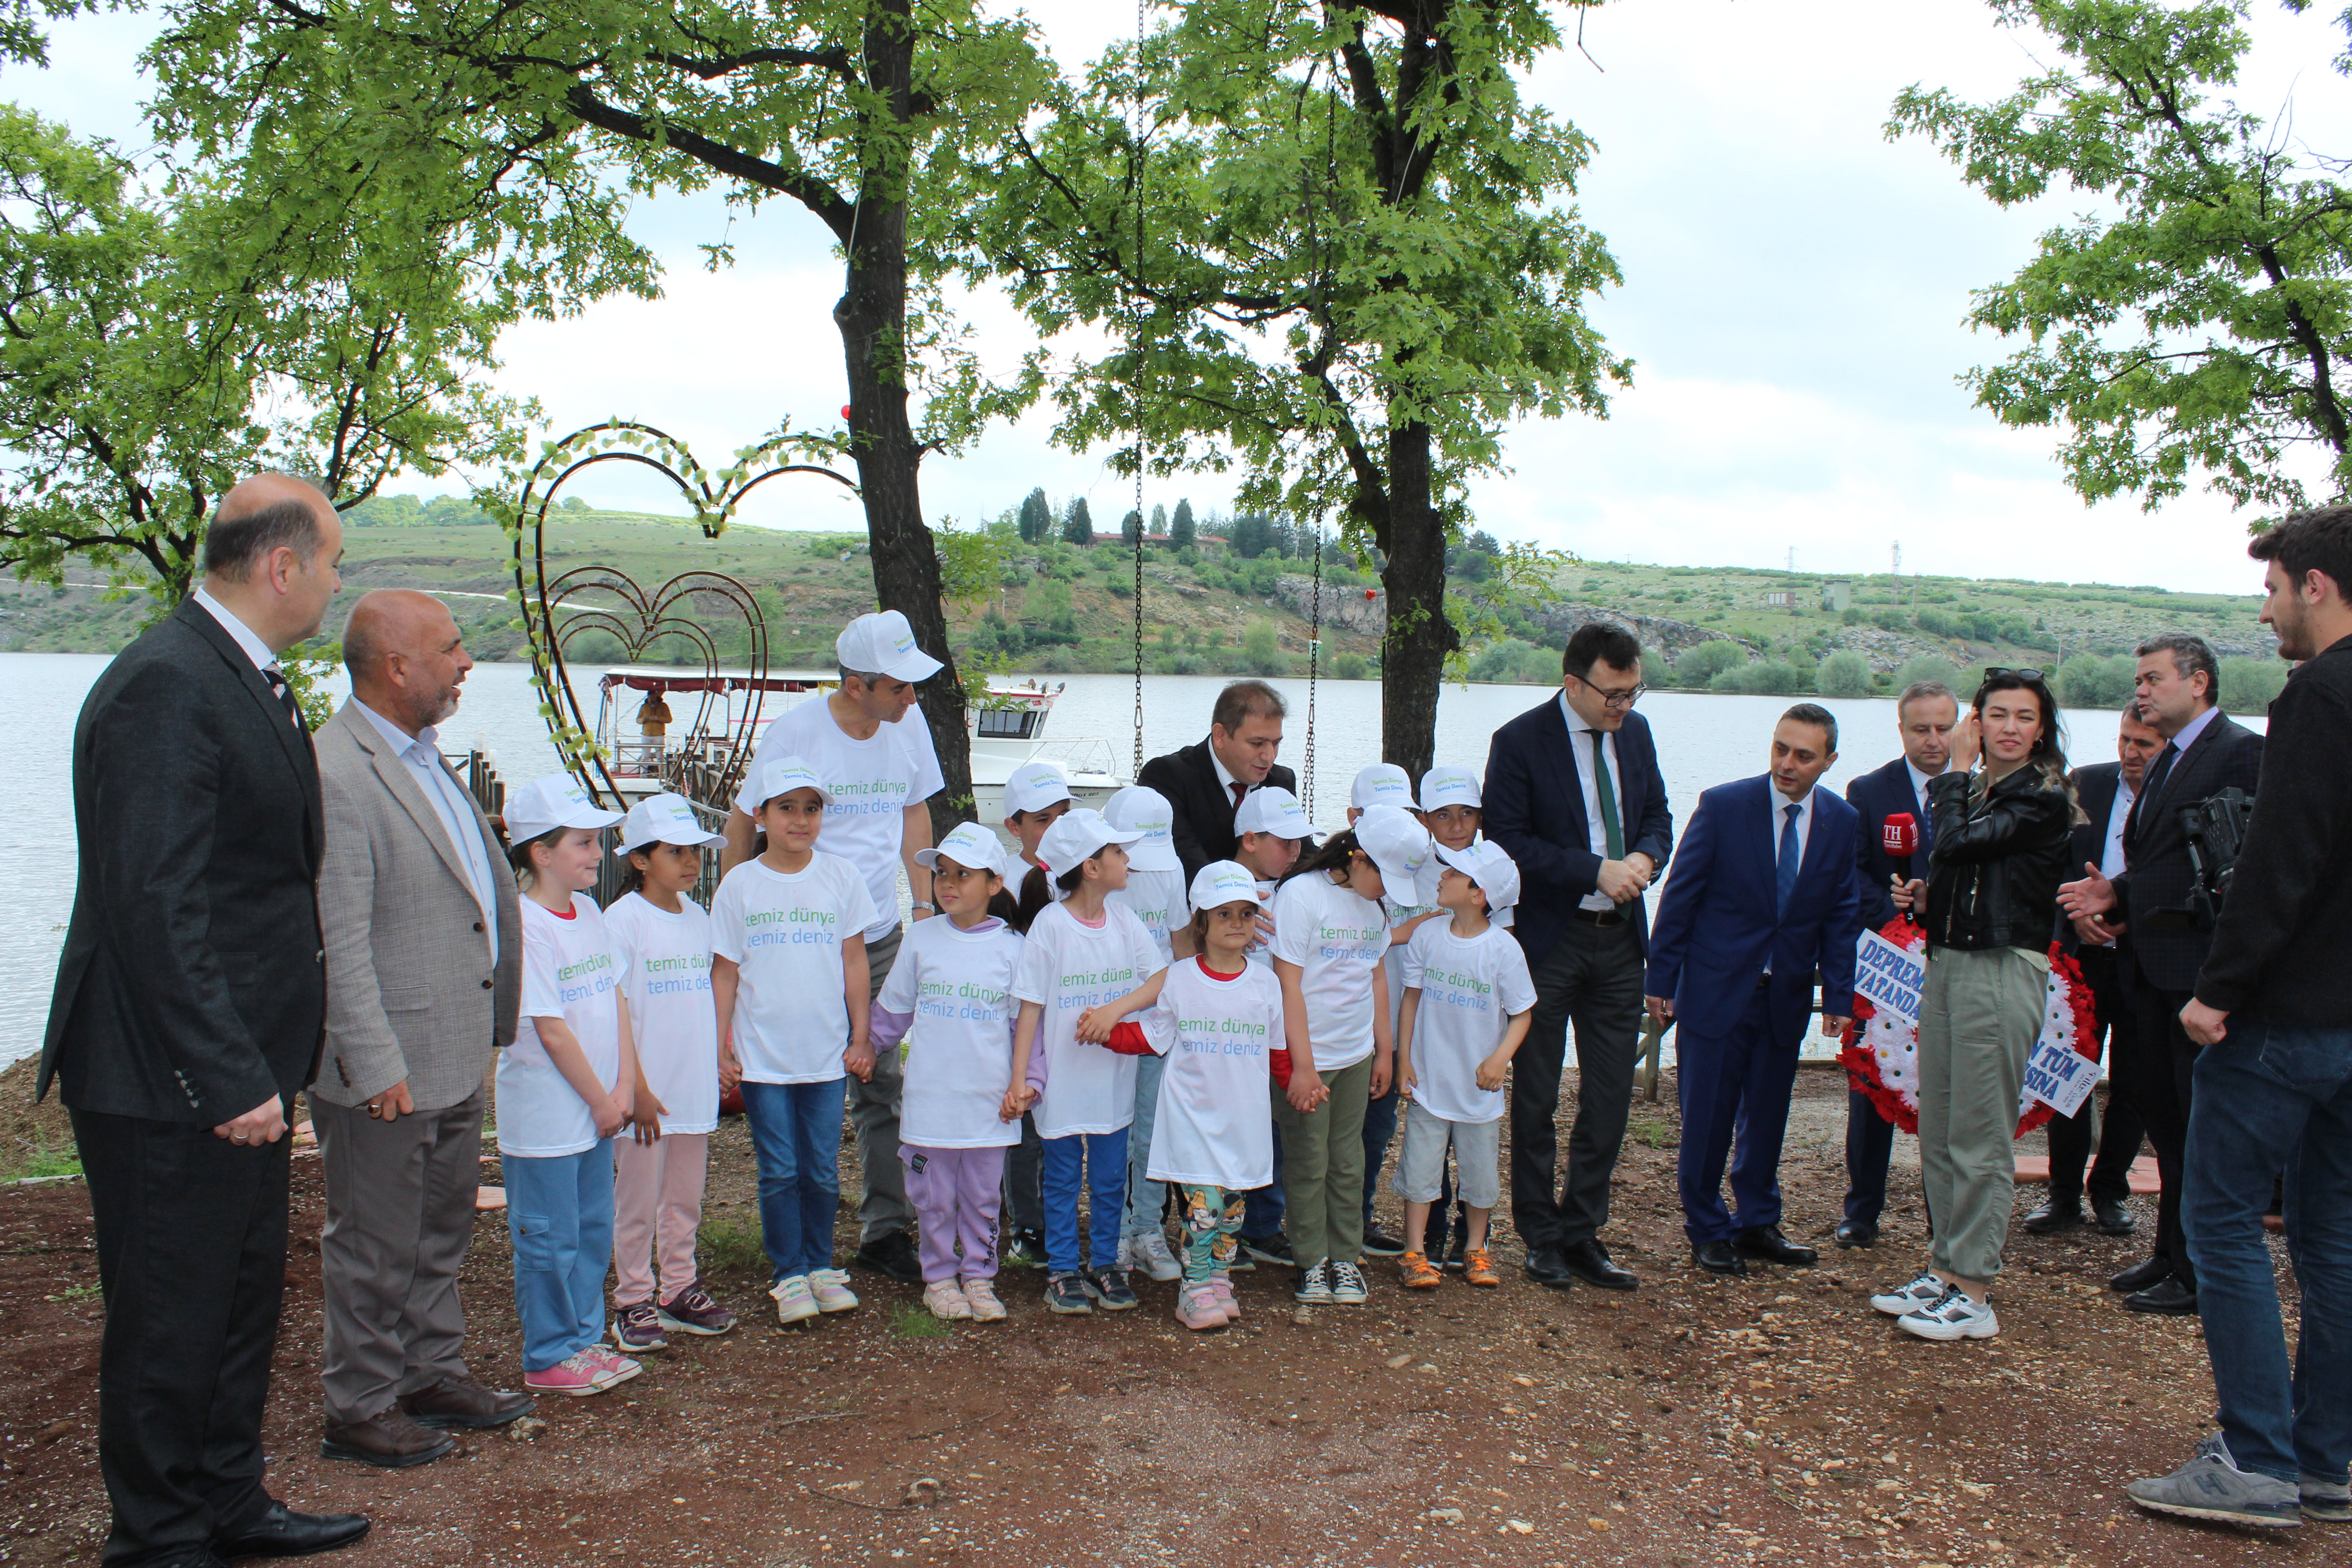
left=710, top=757, right=879, bottom=1327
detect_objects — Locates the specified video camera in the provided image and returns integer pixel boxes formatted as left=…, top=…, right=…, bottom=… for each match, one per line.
left=2181, top=786, right=2257, bottom=930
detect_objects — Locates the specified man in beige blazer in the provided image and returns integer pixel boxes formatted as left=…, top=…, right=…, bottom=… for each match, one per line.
left=313, top=590, right=530, bottom=1465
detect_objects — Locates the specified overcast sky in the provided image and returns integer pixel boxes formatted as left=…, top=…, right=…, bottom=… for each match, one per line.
left=8, top=0, right=2347, bottom=593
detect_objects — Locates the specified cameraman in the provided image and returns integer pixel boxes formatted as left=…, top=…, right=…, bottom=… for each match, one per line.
left=2126, top=505, right=2352, bottom=1531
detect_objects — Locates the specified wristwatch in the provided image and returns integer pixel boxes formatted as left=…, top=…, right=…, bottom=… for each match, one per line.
left=911, top=901, right=936, bottom=913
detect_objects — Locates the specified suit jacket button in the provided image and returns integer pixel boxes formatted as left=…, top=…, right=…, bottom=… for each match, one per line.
left=481, top=978, right=494, bottom=990
left=474, top=921, right=485, bottom=932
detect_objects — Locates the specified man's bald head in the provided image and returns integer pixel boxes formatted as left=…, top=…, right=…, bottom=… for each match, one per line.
left=202, top=474, right=336, bottom=582
left=345, top=588, right=472, bottom=734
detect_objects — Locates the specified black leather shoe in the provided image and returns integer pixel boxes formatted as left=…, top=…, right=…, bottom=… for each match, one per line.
left=213, top=1500, right=370, bottom=1559
left=1561, top=1239, right=1638, bottom=1291
left=2110, top=1255, right=2174, bottom=1294
left=1360, top=1223, right=1406, bottom=1259
left=1523, top=1245, right=1574, bottom=1289
left=1693, top=1240, right=1748, bottom=1276
left=852, top=1230, right=921, bottom=1284
left=1833, top=1219, right=1877, bottom=1249
left=1732, top=1225, right=1818, bottom=1267
left=2123, top=1277, right=2199, bottom=1315
left=2092, top=1197, right=2136, bottom=1235
left=2022, top=1200, right=2084, bottom=1235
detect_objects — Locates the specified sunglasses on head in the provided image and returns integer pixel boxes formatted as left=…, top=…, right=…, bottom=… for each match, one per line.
left=1982, top=666, right=2045, bottom=683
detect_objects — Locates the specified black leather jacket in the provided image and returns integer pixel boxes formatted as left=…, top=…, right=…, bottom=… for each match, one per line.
left=1922, top=765, right=2075, bottom=953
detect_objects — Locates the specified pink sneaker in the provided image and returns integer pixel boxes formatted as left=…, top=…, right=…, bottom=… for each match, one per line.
left=582, top=1346, right=642, bottom=1388
left=523, top=1352, right=612, bottom=1397
left=1174, top=1281, right=1230, bottom=1331
left=1210, top=1275, right=1241, bottom=1320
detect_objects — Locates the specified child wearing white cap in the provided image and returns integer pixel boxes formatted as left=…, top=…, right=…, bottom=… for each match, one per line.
left=1000, top=760, right=1075, bottom=873
left=869, top=822, right=1027, bottom=1323
left=1347, top=766, right=1439, bottom=1261
left=1005, top=809, right=1169, bottom=1316
left=1102, top=786, right=1189, bottom=1284
left=1265, top=805, right=1427, bottom=1305
left=1227, top=784, right=1313, bottom=1265
left=1414, top=762, right=1494, bottom=1267
left=1347, top=762, right=1417, bottom=820
left=1078, top=861, right=1282, bottom=1331
left=495, top=776, right=642, bottom=1397
left=710, top=758, right=882, bottom=1326
left=604, top=795, right=736, bottom=1352
left=1394, top=841, right=1535, bottom=1292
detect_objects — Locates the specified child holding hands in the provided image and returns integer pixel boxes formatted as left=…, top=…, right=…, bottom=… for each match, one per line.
left=1394, top=841, right=1535, bottom=1290
left=711, top=758, right=879, bottom=1328
left=496, top=778, right=641, bottom=1397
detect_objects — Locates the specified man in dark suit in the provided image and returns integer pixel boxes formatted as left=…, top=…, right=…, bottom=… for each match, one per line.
left=1485, top=622, right=1673, bottom=1291
left=2062, top=634, right=2263, bottom=1315
left=1646, top=706, right=1863, bottom=1274
left=2028, top=701, right=2161, bottom=1237
left=1835, top=679, right=1956, bottom=1247
left=1137, top=679, right=1299, bottom=883
left=40, top=475, right=369, bottom=1567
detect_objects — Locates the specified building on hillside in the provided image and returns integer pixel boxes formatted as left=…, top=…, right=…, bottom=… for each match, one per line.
left=1822, top=581, right=1852, bottom=612
left=1764, top=589, right=1796, bottom=610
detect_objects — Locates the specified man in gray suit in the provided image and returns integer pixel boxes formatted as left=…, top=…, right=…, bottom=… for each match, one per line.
left=313, top=589, right=530, bottom=1466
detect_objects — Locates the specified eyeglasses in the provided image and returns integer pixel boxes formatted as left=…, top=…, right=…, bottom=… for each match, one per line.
left=1568, top=671, right=1645, bottom=709
left=1982, top=667, right=2045, bottom=683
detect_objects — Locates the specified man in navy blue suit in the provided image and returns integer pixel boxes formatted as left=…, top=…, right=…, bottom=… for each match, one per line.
left=1646, top=705, right=1864, bottom=1274
left=1485, top=623, right=1674, bottom=1291
left=1834, top=680, right=1957, bottom=1247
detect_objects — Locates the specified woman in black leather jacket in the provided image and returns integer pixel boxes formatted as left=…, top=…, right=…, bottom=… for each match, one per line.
left=1872, top=669, right=2077, bottom=1343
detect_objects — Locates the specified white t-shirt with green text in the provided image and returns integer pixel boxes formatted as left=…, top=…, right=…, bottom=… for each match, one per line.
left=710, top=852, right=880, bottom=1084
left=1401, top=921, right=1537, bottom=1125
left=1144, top=957, right=1281, bottom=1190
left=1010, top=901, right=1168, bottom=1139
left=605, top=892, right=720, bottom=1136
left=499, top=893, right=623, bottom=1158
left=875, top=914, right=1026, bottom=1149
left=1269, top=872, right=1391, bottom=1073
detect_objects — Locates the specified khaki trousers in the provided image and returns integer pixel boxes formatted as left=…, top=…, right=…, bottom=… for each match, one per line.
left=1916, top=947, right=2043, bottom=1283
left=1272, top=1054, right=1374, bottom=1269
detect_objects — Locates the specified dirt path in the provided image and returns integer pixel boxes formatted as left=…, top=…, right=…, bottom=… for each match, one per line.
left=0, top=1070, right=2330, bottom=1568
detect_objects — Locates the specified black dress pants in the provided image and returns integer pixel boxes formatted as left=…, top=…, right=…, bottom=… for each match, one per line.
left=1509, top=916, right=1646, bottom=1252
left=72, top=1105, right=290, bottom=1567
left=2044, top=945, right=2146, bottom=1207
left=2112, top=957, right=2200, bottom=1289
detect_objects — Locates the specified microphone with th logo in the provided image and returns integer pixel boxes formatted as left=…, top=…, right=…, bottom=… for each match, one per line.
left=1882, top=813, right=1919, bottom=923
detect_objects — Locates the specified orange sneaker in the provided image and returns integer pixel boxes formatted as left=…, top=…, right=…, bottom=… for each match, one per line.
left=1399, top=1250, right=1442, bottom=1289
left=1463, top=1248, right=1500, bottom=1288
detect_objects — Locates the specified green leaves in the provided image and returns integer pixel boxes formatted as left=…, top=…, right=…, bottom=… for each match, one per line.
left=1894, top=0, right=2352, bottom=516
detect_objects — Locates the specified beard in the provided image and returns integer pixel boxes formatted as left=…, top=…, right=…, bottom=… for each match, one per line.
left=2269, top=592, right=2314, bottom=661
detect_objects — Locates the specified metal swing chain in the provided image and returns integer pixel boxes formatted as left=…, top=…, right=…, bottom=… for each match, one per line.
left=1305, top=520, right=1323, bottom=817
left=1129, top=0, right=1148, bottom=778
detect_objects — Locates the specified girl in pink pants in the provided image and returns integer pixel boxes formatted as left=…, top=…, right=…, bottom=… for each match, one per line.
left=871, top=822, right=1028, bottom=1321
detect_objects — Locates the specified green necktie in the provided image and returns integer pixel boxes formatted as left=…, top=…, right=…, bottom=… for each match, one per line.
left=1590, top=730, right=1624, bottom=860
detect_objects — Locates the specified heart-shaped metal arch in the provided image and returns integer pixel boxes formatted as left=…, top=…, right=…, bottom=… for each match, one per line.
left=499, top=419, right=858, bottom=807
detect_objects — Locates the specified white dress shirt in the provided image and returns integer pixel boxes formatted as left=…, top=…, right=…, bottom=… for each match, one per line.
left=1558, top=691, right=1625, bottom=912
left=356, top=700, right=501, bottom=962
left=1905, top=760, right=1943, bottom=823
left=192, top=586, right=277, bottom=672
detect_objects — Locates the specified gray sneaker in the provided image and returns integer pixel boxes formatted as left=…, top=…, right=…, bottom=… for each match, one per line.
left=2303, top=1473, right=2352, bottom=1523
left=1869, top=1271, right=1947, bottom=1316
left=2127, top=1435, right=2302, bottom=1529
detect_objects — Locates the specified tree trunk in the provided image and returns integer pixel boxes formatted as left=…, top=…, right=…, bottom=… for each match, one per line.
left=839, top=2, right=973, bottom=835
left=1377, top=417, right=1455, bottom=780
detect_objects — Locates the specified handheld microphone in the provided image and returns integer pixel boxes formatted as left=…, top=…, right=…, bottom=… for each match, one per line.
left=1882, top=813, right=1918, bottom=884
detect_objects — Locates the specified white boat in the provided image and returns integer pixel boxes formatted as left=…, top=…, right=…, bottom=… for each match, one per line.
left=583, top=666, right=1124, bottom=824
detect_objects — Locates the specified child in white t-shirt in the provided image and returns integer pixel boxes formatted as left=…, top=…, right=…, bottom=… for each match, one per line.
left=995, top=760, right=1072, bottom=1273
left=495, top=777, right=640, bottom=1398
left=1417, top=762, right=1495, bottom=1267
left=1084, top=862, right=1282, bottom=1332
left=1347, top=765, right=1441, bottom=1265
left=710, top=757, right=880, bottom=1328
left=1395, top=840, right=1535, bottom=1291
left=1102, top=785, right=1190, bottom=1285
left=1006, top=809, right=1167, bottom=1317
left=604, top=794, right=736, bottom=1353
left=870, top=822, right=1026, bottom=1323
left=1269, top=805, right=1428, bottom=1307
left=1227, top=786, right=1312, bottom=1260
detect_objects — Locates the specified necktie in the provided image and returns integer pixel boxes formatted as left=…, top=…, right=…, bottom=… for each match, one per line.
left=262, top=666, right=301, bottom=728
left=1230, top=781, right=1247, bottom=811
left=2127, top=742, right=2178, bottom=850
left=1918, top=781, right=1934, bottom=851
left=1589, top=730, right=1624, bottom=860
left=1777, top=801, right=1802, bottom=914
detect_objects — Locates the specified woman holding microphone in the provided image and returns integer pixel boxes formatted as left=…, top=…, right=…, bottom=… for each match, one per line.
left=1871, top=668, right=2077, bottom=1342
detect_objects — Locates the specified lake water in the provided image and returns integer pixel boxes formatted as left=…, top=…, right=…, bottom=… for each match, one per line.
left=0, top=653, right=2176, bottom=1069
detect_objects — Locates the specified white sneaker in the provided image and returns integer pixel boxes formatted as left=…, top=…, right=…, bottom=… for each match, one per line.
left=1870, top=1271, right=1948, bottom=1316
left=1328, top=1259, right=1370, bottom=1304
left=770, top=1274, right=819, bottom=1326
left=809, top=1267, right=860, bottom=1313
left=922, top=1279, right=972, bottom=1320
left=1131, top=1230, right=1183, bottom=1283
left=1899, top=1287, right=1999, bottom=1341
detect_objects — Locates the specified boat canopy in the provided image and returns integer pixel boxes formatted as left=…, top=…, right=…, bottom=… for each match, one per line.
left=595, top=666, right=836, bottom=696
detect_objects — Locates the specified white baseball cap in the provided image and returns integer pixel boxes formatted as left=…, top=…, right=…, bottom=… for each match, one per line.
left=734, top=755, right=832, bottom=817
left=1036, top=807, right=1143, bottom=879
left=505, top=774, right=625, bottom=843
left=1351, top=763, right=1416, bottom=812
left=1435, top=839, right=1521, bottom=914
left=616, top=791, right=725, bottom=855
left=1233, top=785, right=1313, bottom=841
left=1353, top=804, right=1432, bottom=898
left=917, top=820, right=1011, bottom=878
left=836, top=609, right=943, bottom=683
left=1103, top=785, right=1180, bottom=872
left=1420, top=765, right=1483, bottom=812
left=1188, top=859, right=1261, bottom=915
left=1003, top=760, right=1073, bottom=818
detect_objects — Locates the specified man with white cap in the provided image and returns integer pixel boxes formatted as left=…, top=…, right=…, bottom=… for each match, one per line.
left=1347, top=764, right=1440, bottom=1258
left=312, top=588, right=532, bottom=1467
left=1104, top=786, right=1189, bottom=1281
left=725, top=609, right=945, bottom=1282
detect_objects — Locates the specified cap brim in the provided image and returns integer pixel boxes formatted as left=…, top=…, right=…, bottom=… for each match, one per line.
left=915, top=843, right=1006, bottom=872
left=1432, top=843, right=1481, bottom=874
left=1366, top=849, right=1423, bottom=895
left=616, top=826, right=725, bottom=855
left=510, top=808, right=623, bottom=842
left=882, top=649, right=945, bottom=682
